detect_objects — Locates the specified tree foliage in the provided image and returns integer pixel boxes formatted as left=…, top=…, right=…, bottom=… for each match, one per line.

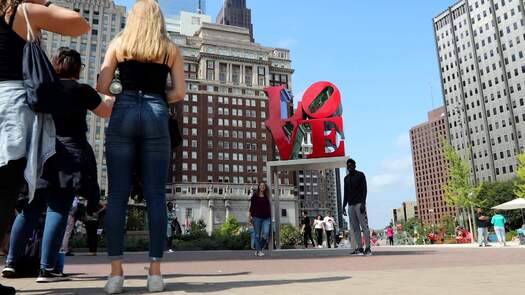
left=514, top=153, right=525, bottom=199
left=443, top=141, right=481, bottom=208
left=478, top=180, right=522, bottom=229
left=217, top=215, right=241, bottom=237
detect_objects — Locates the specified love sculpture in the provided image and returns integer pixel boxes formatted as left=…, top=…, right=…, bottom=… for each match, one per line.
left=264, top=81, right=345, bottom=160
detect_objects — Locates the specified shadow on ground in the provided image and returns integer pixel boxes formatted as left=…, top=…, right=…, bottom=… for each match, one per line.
left=33, top=249, right=438, bottom=265
left=17, top=275, right=351, bottom=294
left=71, top=272, right=253, bottom=282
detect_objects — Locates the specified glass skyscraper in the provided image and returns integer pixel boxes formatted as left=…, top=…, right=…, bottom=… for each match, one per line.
left=157, top=0, right=206, bottom=19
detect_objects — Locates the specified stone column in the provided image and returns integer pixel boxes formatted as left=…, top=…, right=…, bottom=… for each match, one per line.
left=207, top=199, right=214, bottom=235
left=225, top=200, right=231, bottom=220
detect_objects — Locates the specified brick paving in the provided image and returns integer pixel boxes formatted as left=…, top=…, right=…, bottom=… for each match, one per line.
left=1, top=245, right=524, bottom=294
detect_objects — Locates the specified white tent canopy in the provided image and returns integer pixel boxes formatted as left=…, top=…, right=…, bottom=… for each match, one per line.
left=492, top=198, right=525, bottom=225
left=492, top=198, right=525, bottom=210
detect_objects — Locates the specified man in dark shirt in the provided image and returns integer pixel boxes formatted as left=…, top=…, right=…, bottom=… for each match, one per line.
left=476, top=208, right=490, bottom=247
left=300, top=211, right=315, bottom=248
left=342, top=158, right=371, bottom=256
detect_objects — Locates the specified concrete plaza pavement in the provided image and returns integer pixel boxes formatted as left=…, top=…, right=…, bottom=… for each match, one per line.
left=1, top=245, right=524, bottom=294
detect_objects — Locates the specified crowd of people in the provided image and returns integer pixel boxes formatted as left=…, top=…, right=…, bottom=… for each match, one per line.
left=0, top=0, right=185, bottom=293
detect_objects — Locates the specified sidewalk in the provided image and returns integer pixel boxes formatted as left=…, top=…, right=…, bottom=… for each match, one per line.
left=1, top=246, right=524, bottom=294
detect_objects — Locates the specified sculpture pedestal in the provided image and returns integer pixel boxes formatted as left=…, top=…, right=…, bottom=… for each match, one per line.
left=266, top=156, right=349, bottom=251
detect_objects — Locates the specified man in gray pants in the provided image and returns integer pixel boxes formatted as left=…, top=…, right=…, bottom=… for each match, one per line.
left=343, top=158, right=371, bottom=256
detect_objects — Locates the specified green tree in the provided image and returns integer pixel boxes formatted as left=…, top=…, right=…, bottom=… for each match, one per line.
left=515, top=153, right=525, bottom=199
left=280, top=224, right=301, bottom=249
left=217, top=216, right=241, bottom=237
left=443, top=141, right=481, bottom=235
left=478, top=180, right=522, bottom=229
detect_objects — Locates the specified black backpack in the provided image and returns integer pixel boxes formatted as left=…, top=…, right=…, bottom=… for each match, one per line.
left=21, top=4, right=71, bottom=114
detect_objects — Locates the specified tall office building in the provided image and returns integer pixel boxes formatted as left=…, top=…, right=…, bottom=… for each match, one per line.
left=166, top=23, right=297, bottom=231
left=297, top=169, right=343, bottom=228
left=410, top=107, right=456, bottom=225
left=434, top=0, right=525, bottom=184
left=157, top=0, right=206, bottom=19
left=41, top=0, right=127, bottom=195
left=216, top=0, right=254, bottom=42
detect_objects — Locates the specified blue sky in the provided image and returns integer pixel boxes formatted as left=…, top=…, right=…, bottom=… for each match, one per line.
left=117, top=0, right=457, bottom=228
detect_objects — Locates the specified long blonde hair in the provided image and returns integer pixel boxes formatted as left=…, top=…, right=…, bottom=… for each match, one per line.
left=0, top=0, right=20, bottom=15
left=114, top=0, right=173, bottom=62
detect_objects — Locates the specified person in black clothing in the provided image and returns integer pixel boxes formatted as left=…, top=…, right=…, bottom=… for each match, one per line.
left=0, top=1, right=89, bottom=291
left=85, top=203, right=106, bottom=256
left=248, top=183, right=272, bottom=257
left=300, top=211, right=315, bottom=248
left=476, top=208, right=490, bottom=247
left=3, top=48, right=113, bottom=283
left=342, top=158, right=371, bottom=256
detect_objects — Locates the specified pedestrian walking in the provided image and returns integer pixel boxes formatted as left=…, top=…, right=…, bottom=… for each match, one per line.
left=476, top=208, right=490, bottom=247
left=97, top=0, right=186, bottom=292
left=300, top=211, right=315, bottom=248
left=0, top=0, right=88, bottom=289
left=323, top=211, right=336, bottom=248
left=342, top=158, right=372, bottom=256
left=313, top=215, right=324, bottom=248
left=491, top=210, right=507, bottom=246
left=386, top=226, right=394, bottom=246
left=85, top=203, right=106, bottom=256
left=166, top=202, right=176, bottom=253
left=248, top=183, right=272, bottom=257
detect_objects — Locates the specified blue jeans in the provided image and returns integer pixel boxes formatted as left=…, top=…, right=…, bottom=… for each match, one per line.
left=105, top=90, right=169, bottom=261
left=6, top=189, right=74, bottom=269
left=252, top=217, right=271, bottom=252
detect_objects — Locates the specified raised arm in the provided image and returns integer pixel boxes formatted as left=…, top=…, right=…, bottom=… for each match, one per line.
left=22, top=2, right=90, bottom=37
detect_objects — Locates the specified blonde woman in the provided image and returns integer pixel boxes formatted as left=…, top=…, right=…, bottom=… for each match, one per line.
left=97, top=0, right=185, bottom=293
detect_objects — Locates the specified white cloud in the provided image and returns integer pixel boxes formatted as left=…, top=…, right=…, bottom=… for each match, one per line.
left=369, top=155, right=414, bottom=193
left=276, top=37, right=298, bottom=49
left=395, top=133, right=411, bottom=149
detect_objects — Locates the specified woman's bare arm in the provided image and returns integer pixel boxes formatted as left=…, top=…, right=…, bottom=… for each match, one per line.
left=97, top=43, right=118, bottom=96
left=18, top=3, right=90, bottom=37
left=166, top=45, right=186, bottom=104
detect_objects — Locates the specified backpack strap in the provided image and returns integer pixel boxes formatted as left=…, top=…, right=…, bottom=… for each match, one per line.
left=21, top=3, right=37, bottom=41
left=163, top=52, right=170, bottom=65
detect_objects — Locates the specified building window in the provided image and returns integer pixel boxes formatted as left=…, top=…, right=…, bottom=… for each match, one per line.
left=232, top=64, right=240, bottom=85
left=257, top=66, right=266, bottom=86
left=206, top=60, right=215, bottom=80
left=245, top=66, right=253, bottom=86
left=219, top=63, right=227, bottom=83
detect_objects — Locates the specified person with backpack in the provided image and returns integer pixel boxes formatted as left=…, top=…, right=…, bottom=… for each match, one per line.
left=97, top=0, right=186, bottom=292
left=0, top=1, right=89, bottom=289
left=3, top=47, right=112, bottom=282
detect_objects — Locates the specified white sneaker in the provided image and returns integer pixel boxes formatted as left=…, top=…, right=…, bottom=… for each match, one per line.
left=104, top=275, right=124, bottom=294
left=147, top=275, right=165, bottom=292
left=257, top=251, right=265, bottom=257
left=254, top=251, right=259, bottom=256
left=167, top=249, right=175, bottom=253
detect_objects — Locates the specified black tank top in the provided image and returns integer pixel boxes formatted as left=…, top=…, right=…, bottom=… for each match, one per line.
left=117, top=57, right=170, bottom=95
left=0, top=4, right=25, bottom=81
